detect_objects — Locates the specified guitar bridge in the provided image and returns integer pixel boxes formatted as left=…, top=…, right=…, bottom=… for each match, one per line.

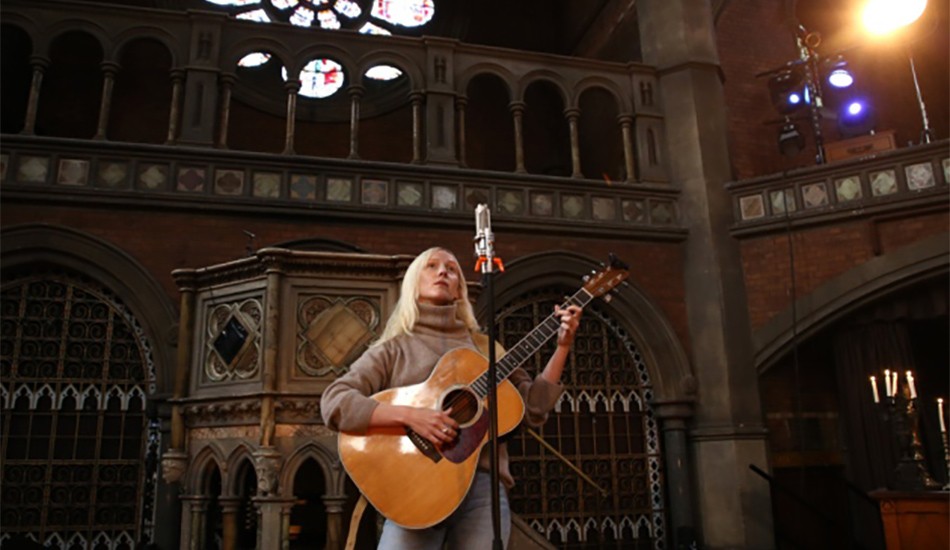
left=405, top=428, right=442, bottom=463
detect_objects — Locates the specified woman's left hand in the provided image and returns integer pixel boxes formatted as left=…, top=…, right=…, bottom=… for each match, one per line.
left=554, top=304, right=583, bottom=347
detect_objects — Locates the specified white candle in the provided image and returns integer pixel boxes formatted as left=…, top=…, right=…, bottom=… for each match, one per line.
left=905, top=371, right=917, bottom=399
left=891, top=371, right=899, bottom=398
left=939, top=398, right=946, bottom=434
left=884, top=370, right=892, bottom=396
left=870, top=376, right=880, bottom=403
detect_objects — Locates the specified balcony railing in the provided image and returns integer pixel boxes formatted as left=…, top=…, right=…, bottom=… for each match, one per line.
left=726, top=140, right=949, bottom=235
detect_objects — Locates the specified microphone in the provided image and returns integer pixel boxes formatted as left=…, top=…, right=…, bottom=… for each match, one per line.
left=474, top=204, right=495, bottom=273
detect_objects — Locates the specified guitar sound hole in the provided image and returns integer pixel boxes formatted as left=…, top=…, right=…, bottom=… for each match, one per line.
left=442, top=388, right=480, bottom=427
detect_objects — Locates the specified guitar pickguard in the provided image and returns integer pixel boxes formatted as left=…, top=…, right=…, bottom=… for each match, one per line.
left=441, top=409, right=489, bottom=463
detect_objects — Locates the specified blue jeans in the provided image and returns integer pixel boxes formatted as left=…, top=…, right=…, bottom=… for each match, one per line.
left=377, top=471, right=511, bottom=550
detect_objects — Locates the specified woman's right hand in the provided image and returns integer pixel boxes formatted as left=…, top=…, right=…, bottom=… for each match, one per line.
left=370, top=403, right=459, bottom=445
left=403, top=406, right=458, bottom=445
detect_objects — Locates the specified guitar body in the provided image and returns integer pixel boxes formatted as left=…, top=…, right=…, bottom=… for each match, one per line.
left=338, top=347, right=525, bottom=529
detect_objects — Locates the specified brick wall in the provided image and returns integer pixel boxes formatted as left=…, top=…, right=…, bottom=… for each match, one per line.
left=1, top=202, right=690, bottom=352
left=741, top=211, right=949, bottom=330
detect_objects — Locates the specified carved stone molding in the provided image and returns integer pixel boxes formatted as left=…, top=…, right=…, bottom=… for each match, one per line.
left=183, top=399, right=262, bottom=426
left=274, top=398, right=321, bottom=422
left=161, top=448, right=189, bottom=484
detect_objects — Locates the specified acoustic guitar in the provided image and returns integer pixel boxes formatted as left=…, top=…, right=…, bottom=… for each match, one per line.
left=338, top=258, right=630, bottom=529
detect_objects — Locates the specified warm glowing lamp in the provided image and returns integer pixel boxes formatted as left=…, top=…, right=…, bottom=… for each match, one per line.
left=861, top=0, right=928, bottom=35
left=860, top=0, right=933, bottom=143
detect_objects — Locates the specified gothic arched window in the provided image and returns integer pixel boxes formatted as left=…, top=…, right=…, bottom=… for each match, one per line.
left=0, top=270, right=159, bottom=548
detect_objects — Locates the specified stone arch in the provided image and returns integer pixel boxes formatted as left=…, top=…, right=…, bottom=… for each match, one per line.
left=0, top=224, right=178, bottom=394
left=224, top=37, right=294, bottom=72
left=290, top=44, right=357, bottom=82
left=42, top=19, right=112, bottom=58
left=281, top=441, right=343, bottom=497
left=223, top=444, right=256, bottom=497
left=754, top=232, right=950, bottom=373
left=480, top=250, right=693, bottom=402
left=112, top=26, right=181, bottom=67
left=355, top=50, right=423, bottom=90
left=189, top=444, right=227, bottom=495
left=457, top=63, right=515, bottom=98
left=572, top=75, right=631, bottom=113
left=516, top=70, right=569, bottom=104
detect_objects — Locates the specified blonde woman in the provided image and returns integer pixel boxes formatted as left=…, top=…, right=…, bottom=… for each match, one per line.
left=321, top=247, right=582, bottom=549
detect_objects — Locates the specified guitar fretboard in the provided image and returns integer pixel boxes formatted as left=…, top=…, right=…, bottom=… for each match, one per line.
left=471, top=288, right=593, bottom=398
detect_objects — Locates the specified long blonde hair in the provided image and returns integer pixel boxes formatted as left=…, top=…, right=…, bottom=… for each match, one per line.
left=374, top=247, right=480, bottom=346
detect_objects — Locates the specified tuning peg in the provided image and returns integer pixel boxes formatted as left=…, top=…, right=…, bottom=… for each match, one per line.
left=582, top=274, right=591, bottom=283
left=602, top=294, right=613, bottom=303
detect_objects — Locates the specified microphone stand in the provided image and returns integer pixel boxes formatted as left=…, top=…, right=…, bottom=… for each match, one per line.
left=474, top=204, right=504, bottom=550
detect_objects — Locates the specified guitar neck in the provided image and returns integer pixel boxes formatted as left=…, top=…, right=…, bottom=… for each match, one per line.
left=472, top=287, right=594, bottom=398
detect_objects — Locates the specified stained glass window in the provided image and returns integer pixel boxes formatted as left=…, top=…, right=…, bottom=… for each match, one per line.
left=208, top=0, right=429, bottom=97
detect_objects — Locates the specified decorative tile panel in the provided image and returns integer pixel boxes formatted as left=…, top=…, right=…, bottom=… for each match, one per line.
left=834, top=176, right=862, bottom=202
left=497, top=189, right=524, bottom=215
left=97, top=161, right=129, bottom=188
left=739, top=194, right=765, bottom=220
left=290, top=174, right=317, bottom=200
left=296, top=296, right=381, bottom=377
left=531, top=193, right=553, bottom=216
left=253, top=172, right=281, bottom=198
left=137, top=164, right=168, bottom=190
left=561, top=195, right=584, bottom=219
left=214, top=169, right=245, bottom=195
left=622, top=199, right=646, bottom=223
left=592, top=197, right=617, bottom=221
left=327, top=177, right=353, bottom=202
left=17, top=156, right=48, bottom=183
left=432, top=184, right=457, bottom=210
left=650, top=200, right=674, bottom=224
left=57, top=159, right=89, bottom=186
left=465, top=187, right=489, bottom=209
left=361, top=178, right=388, bottom=205
left=801, top=182, right=828, bottom=209
left=870, top=170, right=897, bottom=197
left=177, top=167, right=206, bottom=192
left=904, top=162, right=935, bottom=191
left=770, top=189, right=796, bottom=214
left=396, top=181, right=423, bottom=207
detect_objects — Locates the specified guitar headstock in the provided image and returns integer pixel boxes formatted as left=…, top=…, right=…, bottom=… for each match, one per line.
left=582, top=255, right=630, bottom=298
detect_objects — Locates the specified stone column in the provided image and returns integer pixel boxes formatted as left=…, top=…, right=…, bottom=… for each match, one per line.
left=654, top=400, right=699, bottom=549
left=322, top=495, right=349, bottom=550
left=619, top=114, right=637, bottom=182
left=178, top=14, right=225, bottom=146
left=510, top=100, right=527, bottom=173
left=455, top=96, right=468, bottom=167
left=166, top=69, right=185, bottom=144
left=348, top=85, right=364, bottom=159
left=181, top=495, right=210, bottom=550
left=423, top=39, right=458, bottom=165
left=21, top=55, right=49, bottom=135
left=259, top=255, right=283, bottom=447
left=282, top=80, right=300, bottom=155
left=565, top=108, right=582, bottom=178
left=220, top=497, right=242, bottom=550
left=255, top=497, right=296, bottom=550
left=94, top=61, right=120, bottom=140
left=636, top=0, right=774, bottom=548
left=411, top=91, right=424, bottom=164
left=216, top=73, right=236, bottom=148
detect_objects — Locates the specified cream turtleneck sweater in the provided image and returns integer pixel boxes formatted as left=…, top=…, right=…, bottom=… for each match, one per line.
left=320, top=301, right=563, bottom=488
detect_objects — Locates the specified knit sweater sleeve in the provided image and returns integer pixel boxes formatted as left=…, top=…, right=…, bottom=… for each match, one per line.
left=320, top=342, right=396, bottom=433
left=509, top=367, right=563, bottom=427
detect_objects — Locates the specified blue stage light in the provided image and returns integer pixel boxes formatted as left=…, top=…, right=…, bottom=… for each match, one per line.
left=828, top=68, right=854, bottom=88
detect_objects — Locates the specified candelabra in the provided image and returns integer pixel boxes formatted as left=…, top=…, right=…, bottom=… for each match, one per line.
left=869, top=370, right=941, bottom=491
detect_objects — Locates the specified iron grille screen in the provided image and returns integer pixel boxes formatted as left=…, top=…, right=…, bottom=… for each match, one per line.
left=498, top=289, right=666, bottom=549
left=0, top=272, right=157, bottom=548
